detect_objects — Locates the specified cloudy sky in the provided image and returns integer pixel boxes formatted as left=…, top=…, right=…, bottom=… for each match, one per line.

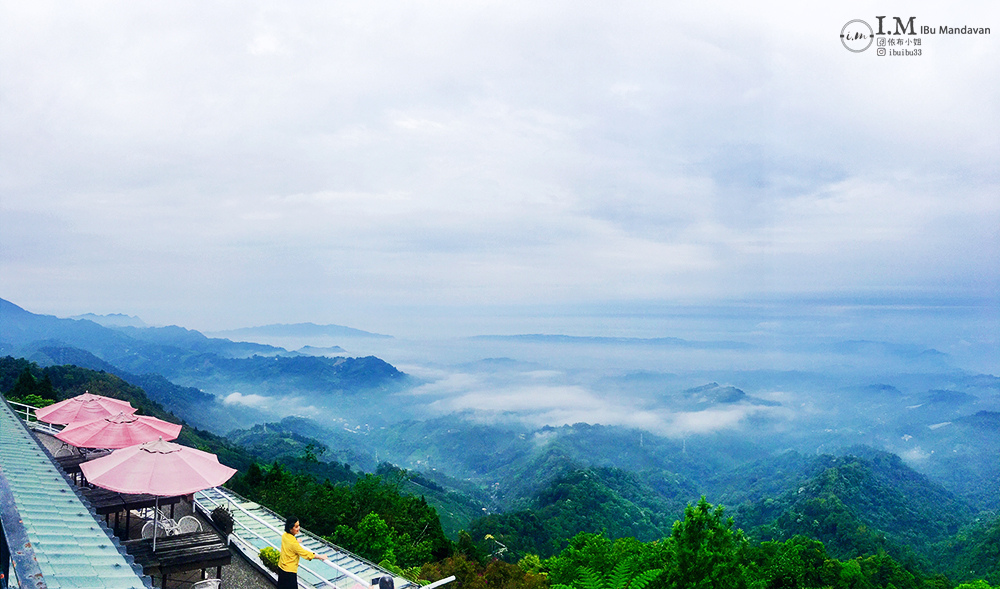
left=2, top=1, right=997, bottom=337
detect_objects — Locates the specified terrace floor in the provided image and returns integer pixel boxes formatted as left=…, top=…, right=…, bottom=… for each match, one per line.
left=31, top=431, right=274, bottom=589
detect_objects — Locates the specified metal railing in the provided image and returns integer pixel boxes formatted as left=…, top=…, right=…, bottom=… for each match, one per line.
left=5, top=401, right=60, bottom=436
left=196, top=489, right=373, bottom=589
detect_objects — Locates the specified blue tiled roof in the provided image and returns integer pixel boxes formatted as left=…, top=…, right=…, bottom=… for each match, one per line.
left=0, top=400, right=151, bottom=589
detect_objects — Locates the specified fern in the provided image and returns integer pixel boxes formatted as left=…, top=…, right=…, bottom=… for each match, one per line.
left=557, top=563, right=664, bottom=589
left=577, top=567, right=606, bottom=589
left=607, top=561, right=636, bottom=589
left=624, top=568, right=664, bottom=589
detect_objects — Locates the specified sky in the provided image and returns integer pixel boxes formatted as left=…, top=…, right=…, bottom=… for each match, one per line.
left=2, top=1, right=998, bottom=340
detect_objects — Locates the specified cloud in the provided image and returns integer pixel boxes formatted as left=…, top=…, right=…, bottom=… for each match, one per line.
left=223, top=391, right=320, bottom=418
left=667, top=407, right=768, bottom=436
left=1, top=1, right=997, bottom=332
left=409, top=367, right=791, bottom=437
left=223, top=392, right=270, bottom=408
left=900, top=447, right=931, bottom=463
left=407, top=372, right=483, bottom=396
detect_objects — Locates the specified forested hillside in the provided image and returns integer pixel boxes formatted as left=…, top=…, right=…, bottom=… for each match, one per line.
left=735, top=450, right=975, bottom=566
left=4, top=356, right=998, bottom=588
left=0, top=356, right=254, bottom=470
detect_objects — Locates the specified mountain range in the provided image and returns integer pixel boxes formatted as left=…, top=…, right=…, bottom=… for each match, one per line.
left=2, top=295, right=999, bottom=582
left=0, top=298, right=408, bottom=431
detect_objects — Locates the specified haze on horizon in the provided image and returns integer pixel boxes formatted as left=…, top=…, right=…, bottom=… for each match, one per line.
left=1, top=1, right=998, bottom=344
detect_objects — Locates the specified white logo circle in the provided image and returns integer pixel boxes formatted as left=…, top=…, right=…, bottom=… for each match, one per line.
left=841, top=20, right=874, bottom=52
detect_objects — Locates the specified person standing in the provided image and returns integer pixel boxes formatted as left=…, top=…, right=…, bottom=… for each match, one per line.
left=278, top=517, right=327, bottom=589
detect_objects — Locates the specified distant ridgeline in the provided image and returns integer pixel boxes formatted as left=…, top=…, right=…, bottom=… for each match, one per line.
left=209, top=322, right=393, bottom=339
left=0, top=356, right=254, bottom=470
left=0, top=298, right=410, bottom=432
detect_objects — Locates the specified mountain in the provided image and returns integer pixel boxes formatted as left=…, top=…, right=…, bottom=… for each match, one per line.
left=470, top=333, right=750, bottom=350
left=14, top=343, right=258, bottom=433
left=297, top=345, right=347, bottom=356
left=71, top=312, right=148, bottom=328
left=454, top=444, right=981, bottom=567
left=275, top=415, right=766, bottom=515
left=897, top=410, right=1000, bottom=510
left=0, top=356, right=255, bottom=471
left=210, top=322, right=392, bottom=339
left=0, top=298, right=286, bottom=367
left=265, top=408, right=993, bottom=569
left=678, top=382, right=781, bottom=407
left=0, top=298, right=410, bottom=432
left=735, top=448, right=976, bottom=566
left=466, top=464, right=702, bottom=559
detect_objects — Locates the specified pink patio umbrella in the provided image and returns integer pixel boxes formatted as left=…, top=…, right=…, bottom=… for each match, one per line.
left=80, top=438, right=237, bottom=550
left=56, top=411, right=183, bottom=449
left=35, top=392, right=137, bottom=425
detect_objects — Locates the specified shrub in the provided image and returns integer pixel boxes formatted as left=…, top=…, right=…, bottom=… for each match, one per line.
left=260, top=547, right=281, bottom=573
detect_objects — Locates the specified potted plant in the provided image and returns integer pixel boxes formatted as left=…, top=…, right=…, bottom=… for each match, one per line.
left=210, top=505, right=234, bottom=536
left=259, top=546, right=281, bottom=573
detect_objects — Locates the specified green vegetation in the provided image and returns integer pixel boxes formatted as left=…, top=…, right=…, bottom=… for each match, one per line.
left=465, top=466, right=691, bottom=559
left=551, top=560, right=663, bottom=589
left=228, top=462, right=451, bottom=568
left=3, top=364, right=57, bottom=408
left=4, top=356, right=998, bottom=588
left=538, top=501, right=991, bottom=589
left=259, top=546, right=280, bottom=573
left=736, top=450, right=976, bottom=569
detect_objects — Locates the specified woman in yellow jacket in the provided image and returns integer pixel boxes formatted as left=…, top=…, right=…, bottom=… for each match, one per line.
left=278, top=517, right=328, bottom=589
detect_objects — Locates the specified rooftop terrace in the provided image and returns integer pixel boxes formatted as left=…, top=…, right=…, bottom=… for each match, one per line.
left=0, top=397, right=150, bottom=589
left=1, top=399, right=428, bottom=589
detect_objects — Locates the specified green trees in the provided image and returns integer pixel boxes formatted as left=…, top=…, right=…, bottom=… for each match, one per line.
left=331, top=511, right=434, bottom=567
left=936, top=513, right=1000, bottom=585
left=543, top=498, right=744, bottom=589
left=4, top=364, right=56, bottom=407
left=742, top=537, right=838, bottom=589
left=663, top=497, right=746, bottom=589
left=544, top=533, right=666, bottom=587
left=419, top=554, right=548, bottom=589
left=539, top=498, right=988, bottom=589
left=229, top=463, right=451, bottom=568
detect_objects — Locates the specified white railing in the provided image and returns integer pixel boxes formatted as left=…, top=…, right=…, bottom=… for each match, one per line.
left=6, top=399, right=62, bottom=435
left=196, top=488, right=372, bottom=589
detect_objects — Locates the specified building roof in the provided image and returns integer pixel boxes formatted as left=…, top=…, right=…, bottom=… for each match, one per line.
left=0, top=399, right=151, bottom=589
left=196, top=486, right=414, bottom=589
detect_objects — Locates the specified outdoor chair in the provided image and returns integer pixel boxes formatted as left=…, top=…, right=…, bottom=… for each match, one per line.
left=52, top=444, right=79, bottom=458
left=191, top=579, right=221, bottom=589
left=139, top=506, right=179, bottom=525
left=141, top=520, right=172, bottom=539
left=176, top=515, right=203, bottom=533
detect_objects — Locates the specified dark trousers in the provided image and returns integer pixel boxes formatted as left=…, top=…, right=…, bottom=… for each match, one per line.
left=277, top=569, right=298, bottom=589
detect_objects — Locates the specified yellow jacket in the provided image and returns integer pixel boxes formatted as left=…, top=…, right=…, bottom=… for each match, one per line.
left=279, top=532, right=316, bottom=573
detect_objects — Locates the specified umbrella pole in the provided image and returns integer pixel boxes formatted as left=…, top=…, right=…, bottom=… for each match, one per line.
left=153, top=496, right=160, bottom=551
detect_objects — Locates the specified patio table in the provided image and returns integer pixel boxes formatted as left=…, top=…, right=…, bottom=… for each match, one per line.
left=124, top=531, right=231, bottom=589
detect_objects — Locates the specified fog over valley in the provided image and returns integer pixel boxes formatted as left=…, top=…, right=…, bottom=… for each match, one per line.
left=7, top=295, right=995, bottom=513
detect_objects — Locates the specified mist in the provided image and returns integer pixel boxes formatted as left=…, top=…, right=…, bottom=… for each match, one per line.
left=211, top=297, right=998, bottom=457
